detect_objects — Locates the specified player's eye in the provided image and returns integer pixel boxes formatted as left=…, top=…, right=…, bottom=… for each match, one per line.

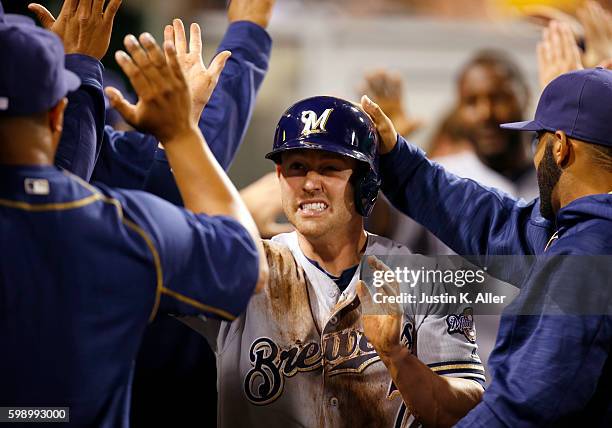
left=289, top=162, right=306, bottom=171
left=322, top=165, right=341, bottom=173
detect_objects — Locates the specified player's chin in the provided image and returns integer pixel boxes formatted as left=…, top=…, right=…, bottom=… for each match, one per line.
left=293, top=220, right=329, bottom=239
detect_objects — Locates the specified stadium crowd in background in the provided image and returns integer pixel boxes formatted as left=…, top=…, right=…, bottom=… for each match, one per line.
left=1, top=0, right=611, bottom=427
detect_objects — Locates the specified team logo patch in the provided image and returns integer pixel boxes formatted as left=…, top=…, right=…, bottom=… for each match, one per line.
left=446, top=307, right=476, bottom=343
left=300, top=108, right=333, bottom=135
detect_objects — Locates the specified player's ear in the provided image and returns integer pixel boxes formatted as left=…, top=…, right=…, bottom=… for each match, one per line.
left=48, top=97, right=68, bottom=153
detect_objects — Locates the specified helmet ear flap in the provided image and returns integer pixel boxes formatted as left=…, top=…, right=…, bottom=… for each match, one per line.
left=354, top=169, right=380, bottom=217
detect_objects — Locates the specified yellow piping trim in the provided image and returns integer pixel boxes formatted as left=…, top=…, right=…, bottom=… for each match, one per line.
left=1, top=170, right=232, bottom=321
left=430, top=363, right=484, bottom=372
left=0, top=193, right=103, bottom=211
left=122, top=218, right=163, bottom=321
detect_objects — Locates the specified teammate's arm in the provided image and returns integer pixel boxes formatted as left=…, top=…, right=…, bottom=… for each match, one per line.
left=29, top=0, right=122, bottom=180
left=357, top=258, right=483, bottom=428
left=107, top=32, right=267, bottom=291
left=141, top=0, right=275, bottom=204
left=361, top=96, right=552, bottom=262
left=92, top=1, right=275, bottom=197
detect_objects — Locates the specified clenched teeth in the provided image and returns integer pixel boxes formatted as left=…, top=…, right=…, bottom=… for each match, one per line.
left=300, top=202, right=328, bottom=211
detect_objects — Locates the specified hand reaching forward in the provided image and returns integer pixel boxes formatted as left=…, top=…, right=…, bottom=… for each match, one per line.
left=537, top=20, right=583, bottom=89
left=578, top=1, right=612, bottom=68
left=105, top=33, right=196, bottom=143
left=28, top=0, right=121, bottom=60
left=164, top=19, right=231, bottom=124
left=356, top=256, right=403, bottom=359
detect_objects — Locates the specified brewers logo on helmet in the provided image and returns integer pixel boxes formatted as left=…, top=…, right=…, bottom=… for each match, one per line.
left=266, top=96, right=381, bottom=217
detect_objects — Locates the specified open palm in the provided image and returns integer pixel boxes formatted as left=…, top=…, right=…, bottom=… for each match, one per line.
left=164, top=19, right=231, bottom=124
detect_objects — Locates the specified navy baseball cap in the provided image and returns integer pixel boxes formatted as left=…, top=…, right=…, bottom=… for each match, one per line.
left=0, top=5, right=80, bottom=115
left=501, top=68, right=612, bottom=147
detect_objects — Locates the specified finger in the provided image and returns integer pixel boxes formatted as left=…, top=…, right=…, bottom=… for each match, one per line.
left=58, top=0, right=78, bottom=15
left=207, top=50, right=231, bottom=81
left=549, top=21, right=562, bottom=63
left=78, top=0, right=93, bottom=18
left=93, top=0, right=104, bottom=14
left=164, top=40, right=186, bottom=84
left=172, top=18, right=188, bottom=54
left=124, top=34, right=164, bottom=85
left=103, top=0, right=122, bottom=23
left=356, top=280, right=375, bottom=310
left=164, top=24, right=174, bottom=46
left=105, top=86, right=137, bottom=125
left=560, top=22, right=582, bottom=67
left=139, top=32, right=169, bottom=69
left=542, top=27, right=553, bottom=64
left=189, top=22, right=203, bottom=55
left=361, top=95, right=388, bottom=126
left=27, top=4, right=56, bottom=28
left=114, top=49, right=153, bottom=99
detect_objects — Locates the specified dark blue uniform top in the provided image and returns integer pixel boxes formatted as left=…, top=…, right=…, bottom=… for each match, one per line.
left=380, top=137, right=612, bottom=427
left=0, top=165, right=258, bottom=427
left=48, top=20, right=272, bottom=426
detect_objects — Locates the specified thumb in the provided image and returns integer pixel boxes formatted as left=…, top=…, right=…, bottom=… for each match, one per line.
left=28, top=4, right=56, bottom=29
left=105, top=87, right=137, bottom=125
left=356, top=280, right=374, bottom=310
left=208, top=50, right=232, bottom=80
left=361, top=95, right=382, bottom=119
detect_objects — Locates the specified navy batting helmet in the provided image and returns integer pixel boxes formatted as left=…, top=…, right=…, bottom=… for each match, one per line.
left=265, top=96, right=380, bottom=217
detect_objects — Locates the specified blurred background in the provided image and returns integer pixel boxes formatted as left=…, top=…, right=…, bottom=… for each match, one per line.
left=5, top=0, right=608, bottom=187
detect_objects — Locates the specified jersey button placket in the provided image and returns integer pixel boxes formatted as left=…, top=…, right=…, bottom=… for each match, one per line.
left=329, top=397, right=338, bottom=407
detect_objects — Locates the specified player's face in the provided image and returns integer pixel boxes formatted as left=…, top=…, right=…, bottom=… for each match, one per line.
left=277, top=150, right=360, bottom=239
left=457, top=64, right=525, bottom=161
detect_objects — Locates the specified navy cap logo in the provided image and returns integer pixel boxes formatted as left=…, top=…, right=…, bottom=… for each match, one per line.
left=300, top=108, right=333, bottom=136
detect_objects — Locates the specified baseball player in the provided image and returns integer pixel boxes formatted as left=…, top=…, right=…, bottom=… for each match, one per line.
left=0, top=17, right=266, bottom=427
left=181, top=96, right=485, bottom=427
left=361, top=61, right=612, bottom=425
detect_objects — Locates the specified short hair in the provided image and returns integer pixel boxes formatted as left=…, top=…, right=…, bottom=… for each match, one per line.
left=457, top=49, right=529, bottom=99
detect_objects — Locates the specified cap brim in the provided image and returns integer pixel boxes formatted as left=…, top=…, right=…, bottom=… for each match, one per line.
left=265, top=137, right=372, bottom=165
left=1, top=13, right=36, bottom=26
left=64, top=69, right=81, bottom=93
left=500, top=120, right=544, bottom=131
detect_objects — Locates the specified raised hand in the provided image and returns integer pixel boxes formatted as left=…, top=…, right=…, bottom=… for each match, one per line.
left=164, top=19, right=231, bottom=124
left=356, top=256, right=403, bottom=358
left=228, top=0, right=276, bottom=29
left=578, top=0, right=612, bottom=68
left=360, top=69, right=423, bottom=137
left=28, top=0, right=121, bottom=60
left=105, top=33, right=194, bottom=143
left=537, top=20, right=583, bottom=89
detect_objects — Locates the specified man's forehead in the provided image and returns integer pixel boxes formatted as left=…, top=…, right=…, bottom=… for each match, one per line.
left=280, top=149, right=353, bottom=163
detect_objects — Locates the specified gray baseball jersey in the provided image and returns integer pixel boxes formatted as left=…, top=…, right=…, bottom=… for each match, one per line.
left=181, top=232, right=484, bottom=427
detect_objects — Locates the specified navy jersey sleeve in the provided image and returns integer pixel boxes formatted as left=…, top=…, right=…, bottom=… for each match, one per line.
left=109, top=187, right=259, bottom=320
left=141, top=21, right=273, bottom=204
left=380, top=137, right=554, bottom=259
left=455, top=251, right=612, bottom=427
left=91, top=127, right=158, bottom=190
left=55, top=54, right=105, bottom=180
left=92, top=21, right=272, bottom=199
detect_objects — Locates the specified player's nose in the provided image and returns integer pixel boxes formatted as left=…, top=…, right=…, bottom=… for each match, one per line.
left=302, top=170, right=323, bottom=192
